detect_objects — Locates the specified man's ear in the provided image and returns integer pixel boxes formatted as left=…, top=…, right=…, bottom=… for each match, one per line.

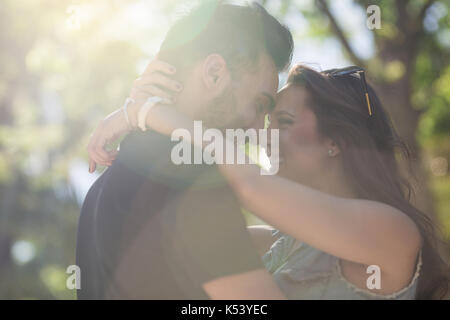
left=201, top=54, right=231, bottom=91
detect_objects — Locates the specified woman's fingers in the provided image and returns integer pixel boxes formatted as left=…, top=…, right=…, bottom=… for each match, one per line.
left=88, top=158, right=96, bottom=173
left=88, top=135, right=115, bottom=171
left=95, top=134, right=113, bottom=162
left=87, top=133, right=110, bottom=168
left=143, top=59, right=176, bottom=75
left=87, top=111, right=129, bottom=172
left=134, top=73, right=182, bottom=93
left=89, top=123, right=113, bottom=161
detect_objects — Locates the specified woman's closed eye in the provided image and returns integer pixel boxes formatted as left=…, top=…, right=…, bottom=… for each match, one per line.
left=277, top=117, right=294, bottom=128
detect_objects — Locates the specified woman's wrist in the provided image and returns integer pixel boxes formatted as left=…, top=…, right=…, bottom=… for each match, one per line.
left=121, top=98, right=135, bottom=130
left=138, top=97, right=163, bottom=131
left=122, top=96, right=150, bottom=130
left=144, top=104, right=196, bottom=138
left=128, top=98, right=145, bottom=129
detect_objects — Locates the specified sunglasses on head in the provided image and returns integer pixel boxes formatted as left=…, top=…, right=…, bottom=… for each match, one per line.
left=322, top=66, right=373, bottom=117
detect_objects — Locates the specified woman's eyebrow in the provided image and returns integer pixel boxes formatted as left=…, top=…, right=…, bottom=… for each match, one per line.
left=275, top=110, right=295, bottom=117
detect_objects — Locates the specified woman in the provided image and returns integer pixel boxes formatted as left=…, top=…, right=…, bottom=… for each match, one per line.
left=87, top=60, right=449, bottom=299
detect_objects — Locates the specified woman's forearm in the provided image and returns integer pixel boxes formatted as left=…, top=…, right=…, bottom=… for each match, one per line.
left=142, top=114, right=420, bottom=269
left=215, top=142, right=420, bottom=270
left=145, top=104, right=194, bottom=138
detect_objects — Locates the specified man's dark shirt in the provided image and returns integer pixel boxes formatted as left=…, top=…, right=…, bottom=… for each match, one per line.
left=76, top=130, right=262, bottom=299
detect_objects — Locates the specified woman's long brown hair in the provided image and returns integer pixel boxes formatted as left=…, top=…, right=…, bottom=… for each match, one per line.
left=287, top=64, right=449, bottom=299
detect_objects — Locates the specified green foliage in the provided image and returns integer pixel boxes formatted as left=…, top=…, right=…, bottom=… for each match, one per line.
left=0, top=0, right=173, bottom=299
left=432, top=176, right=450, bottom=242
left=1, top=0, right=449, bottom=299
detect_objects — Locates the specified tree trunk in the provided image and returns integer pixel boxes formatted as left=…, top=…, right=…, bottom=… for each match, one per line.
left=376, top=80, right=435, bottom=218
left=374, top=22, right=436, bottom=218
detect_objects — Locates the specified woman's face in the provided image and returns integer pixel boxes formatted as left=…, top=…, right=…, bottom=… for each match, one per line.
left=269, top=84, right=332, bottom=184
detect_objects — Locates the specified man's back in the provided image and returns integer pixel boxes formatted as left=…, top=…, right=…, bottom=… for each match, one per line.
left=76, top=131, right=262, bottom=299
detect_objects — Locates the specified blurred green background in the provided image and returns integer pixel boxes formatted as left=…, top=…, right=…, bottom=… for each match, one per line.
left=0, top=0, right=449, bottom=299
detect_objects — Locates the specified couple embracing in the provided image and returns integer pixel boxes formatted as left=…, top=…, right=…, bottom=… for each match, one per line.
left=76, top=1, right=449, bottom=300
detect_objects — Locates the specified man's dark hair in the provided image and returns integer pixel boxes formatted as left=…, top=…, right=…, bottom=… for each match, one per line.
left=158, top=0, right=293, bottom=76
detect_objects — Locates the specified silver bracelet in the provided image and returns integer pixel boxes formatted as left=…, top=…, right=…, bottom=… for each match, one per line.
left=138, top=96, right=163, bottom=131
left=122, top=97, right=134, bottom=129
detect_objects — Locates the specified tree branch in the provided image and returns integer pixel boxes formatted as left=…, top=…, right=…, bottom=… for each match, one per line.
left=315, top=0, right=366, bottom=68
left=413, top=0, right=436, bottom=37
left=418, top=0, right=436, bottom=24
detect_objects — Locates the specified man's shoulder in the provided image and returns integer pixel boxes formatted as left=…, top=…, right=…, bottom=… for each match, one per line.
left=117, top=130, right=172, bottom=172
left=116, top=130, right=221, bottom=189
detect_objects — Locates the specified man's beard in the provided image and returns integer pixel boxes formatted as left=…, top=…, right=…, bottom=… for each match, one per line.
left=202, top=85, right=242, bottom=130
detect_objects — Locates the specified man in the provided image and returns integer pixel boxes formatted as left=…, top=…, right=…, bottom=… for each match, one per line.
left=77, top=1, right=293, bottom=299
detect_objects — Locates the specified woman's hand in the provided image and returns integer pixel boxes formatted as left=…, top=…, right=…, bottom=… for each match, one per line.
left=126, top=59, right=182, bottom=127
left=87, top=58, right=183, bottom=173
left=87, top=108, right=129, bottom=172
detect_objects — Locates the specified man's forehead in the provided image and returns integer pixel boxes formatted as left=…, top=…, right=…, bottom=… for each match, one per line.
left=256, top=57, right=279, bottom=96
left=234, top=53, right=278, bottom=103
left=258, top=54, right=279, bottom=78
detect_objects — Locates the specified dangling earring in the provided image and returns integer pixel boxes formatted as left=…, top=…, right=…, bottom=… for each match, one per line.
left=328, top=149, right=334, bottom=157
